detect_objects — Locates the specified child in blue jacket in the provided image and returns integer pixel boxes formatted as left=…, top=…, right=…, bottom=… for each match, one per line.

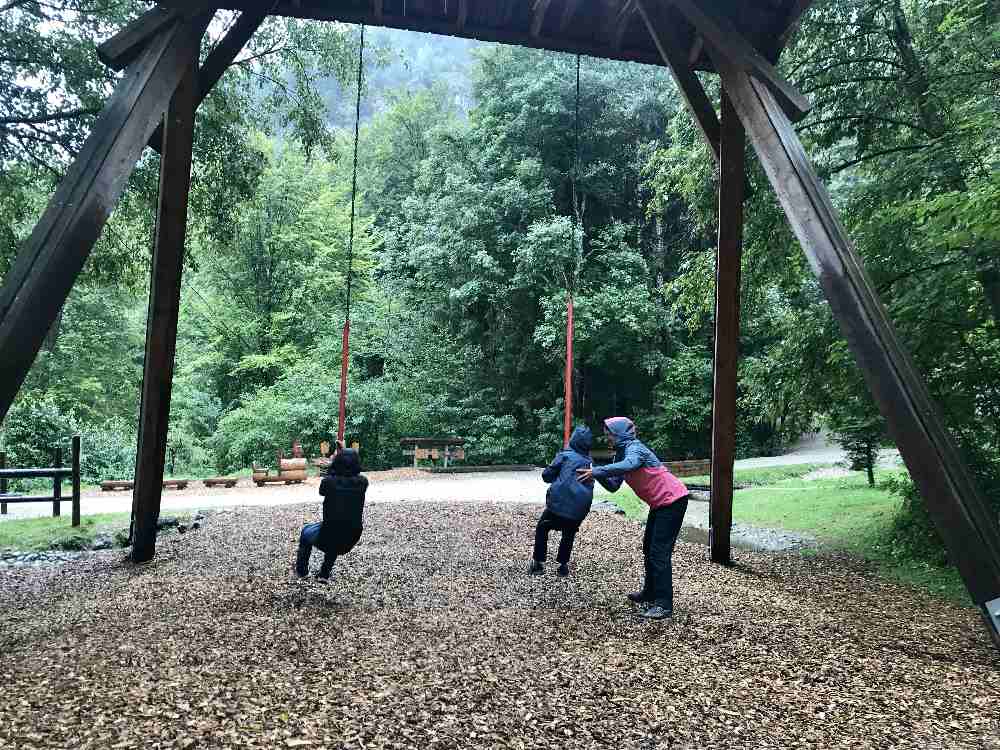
left=529, top=425, right=595, bottom=577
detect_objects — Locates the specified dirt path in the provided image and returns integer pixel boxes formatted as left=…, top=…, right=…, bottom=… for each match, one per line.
left=2, top=502, right=997, bottom=749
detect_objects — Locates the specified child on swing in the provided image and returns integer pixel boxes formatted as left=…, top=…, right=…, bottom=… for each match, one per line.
left=577, top=417, right=689, bottom=619
left=529, top=425, right=597, bottom=577
left=295, top=442, right=368, bottom=581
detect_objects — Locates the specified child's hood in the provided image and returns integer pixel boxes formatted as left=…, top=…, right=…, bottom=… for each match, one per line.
left=604, top=416, right=637, bottom=447
left=329, top=448, right=362, bottom=476
left=568, top=425, right=592, bottom=455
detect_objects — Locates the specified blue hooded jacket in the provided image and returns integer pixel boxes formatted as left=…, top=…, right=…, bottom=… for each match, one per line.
left=541, top=425, right=594, bottom=522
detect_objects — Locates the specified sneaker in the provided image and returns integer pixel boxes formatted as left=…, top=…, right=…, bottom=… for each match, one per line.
left=638, top=605, right=673, bottom=620
left=626, top=591, right=651, bottom=604
left=528, top=559, right=545, bottom=575
left=557, top=563, right=569, bottom=577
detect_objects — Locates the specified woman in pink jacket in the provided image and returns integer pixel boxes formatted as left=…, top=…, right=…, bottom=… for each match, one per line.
left=578, top=417, right=689, bottom=619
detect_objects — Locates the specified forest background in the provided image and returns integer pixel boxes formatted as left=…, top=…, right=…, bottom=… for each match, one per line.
left=2, top=0, right=998, bottom=565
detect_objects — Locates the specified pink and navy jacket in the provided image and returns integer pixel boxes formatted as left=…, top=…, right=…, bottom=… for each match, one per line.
left=590, top=417, right=688, bottom=510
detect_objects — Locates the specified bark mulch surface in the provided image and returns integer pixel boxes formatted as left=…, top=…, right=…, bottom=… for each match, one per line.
left=2, top=502, right=998, bottom=749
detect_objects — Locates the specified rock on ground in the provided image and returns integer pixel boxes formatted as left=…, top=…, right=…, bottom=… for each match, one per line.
left=1, top=502, right=998, bottom=749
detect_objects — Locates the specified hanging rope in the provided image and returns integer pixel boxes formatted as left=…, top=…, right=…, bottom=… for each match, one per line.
left=338, top=24, right=365, bottom=444
left=564, top=54, right=582, bottom=447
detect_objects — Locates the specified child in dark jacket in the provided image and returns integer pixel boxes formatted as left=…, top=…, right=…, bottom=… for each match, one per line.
left=529, top=425, right=596, bottom=577
left=295, top=447, right=368, bottom=580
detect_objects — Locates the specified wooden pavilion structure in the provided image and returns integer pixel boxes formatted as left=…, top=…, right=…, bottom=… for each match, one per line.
left=0, top=0, right=998, bottom=649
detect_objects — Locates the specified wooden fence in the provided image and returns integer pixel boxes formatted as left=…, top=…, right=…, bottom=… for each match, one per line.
left=0, top=436, right=82, bottom=526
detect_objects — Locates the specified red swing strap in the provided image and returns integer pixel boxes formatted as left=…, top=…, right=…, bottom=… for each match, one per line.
left=338, top=24, right=365, bottom=444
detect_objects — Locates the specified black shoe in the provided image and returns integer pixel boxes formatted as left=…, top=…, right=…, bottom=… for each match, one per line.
left=627, top=591, right=651, bottom=604
left=557, top=563, right=569, bottom=577
left=638, top=605, right=673, bottom=620
left=528, top=560, right=544, bottom=575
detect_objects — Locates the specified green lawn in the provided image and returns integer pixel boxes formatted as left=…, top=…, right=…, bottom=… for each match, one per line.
left=0, top=513, right=131, bottom=552
left=599, top=466, right=971, bottom=605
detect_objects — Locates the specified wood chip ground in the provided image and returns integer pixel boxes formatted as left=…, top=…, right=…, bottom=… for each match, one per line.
left=2, top=502, right=998, bottom=749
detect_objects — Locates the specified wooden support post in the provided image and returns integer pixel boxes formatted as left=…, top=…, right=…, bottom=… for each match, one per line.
left=0, top=13, right=213, bottom=423
left=71, top=436, right=81, bottom=528
left=52, top=447, right=62, bottom=518
left=1, top=452, right=6, bottom=515
left=711, top=49, right=1000, bottom=650
left=709, top=91, right=744, bottom=565
left=131, top=52, right=199, bottom=564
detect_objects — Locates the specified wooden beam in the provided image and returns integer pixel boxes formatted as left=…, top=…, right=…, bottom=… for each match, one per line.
left=456, top=0, right=468, bottom=32
left=148, top=8, right=266, bottom=152
left=711, top=47, right=1000, bottom=651
left=635, top=0, right=719, bottom=162
left=97, top=7, right=179, bottom=70
left=558, top=0, right=581, bottom=32
left=0, top=13, right=213, bottom=423
left=531, top=0, right=552, bottom=37
left=709, top=90, right=745, bottom=566
left=156, top=0, right=668, bottom=68
left=688, top=34, right=703, bottom=65
left=613, top=0, right=637, bottom=51
left=132, top=54, right=200, bottom=564
left=668, top=0, right=811, bottom=122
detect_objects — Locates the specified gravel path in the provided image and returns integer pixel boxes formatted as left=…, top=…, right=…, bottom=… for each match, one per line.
left=1, top=502, right=997, bottom=749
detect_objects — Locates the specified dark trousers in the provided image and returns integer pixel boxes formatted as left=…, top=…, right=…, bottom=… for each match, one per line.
left=640, top=497, right=688, bottom=610
left=297, top=522, right=336, bottom=578
left=533, top=509, right=582, bottom=564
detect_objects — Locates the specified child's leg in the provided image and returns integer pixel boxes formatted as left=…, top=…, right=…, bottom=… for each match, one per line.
left=647, top=498, right=688, bottom=611
left=556, top=519, right=581, bottom=565
left=318, top=553, right=337, bottom=579
left=532, top=510, right=555, bottom=562
left=296, top=522, right=321, bottom=577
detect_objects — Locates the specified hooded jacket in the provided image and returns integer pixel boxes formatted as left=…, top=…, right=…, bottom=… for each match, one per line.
left=317, top=448, right=368, bottom=554
left=541, top=425, right=595, bottom=522
left=590, top=417, right=688, bottom=510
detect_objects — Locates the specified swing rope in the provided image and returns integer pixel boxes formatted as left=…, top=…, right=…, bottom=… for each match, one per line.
left=564, top=54, right=581, bottom=447
left=338, top=24, right=365, bottom=445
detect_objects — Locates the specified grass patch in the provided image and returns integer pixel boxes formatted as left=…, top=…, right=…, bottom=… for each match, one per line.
left=0, top=513, right=130, bottom=552
left=599, top=466, right=970, bottom=606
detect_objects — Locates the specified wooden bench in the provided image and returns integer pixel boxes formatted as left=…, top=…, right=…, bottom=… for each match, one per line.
left=162, top=479, right=189, bottom=490
left=101, top=480, right=134, bottom=491
left=400, top=437, right=466, bottom=468
left=203, top=477, right=238, bottom=488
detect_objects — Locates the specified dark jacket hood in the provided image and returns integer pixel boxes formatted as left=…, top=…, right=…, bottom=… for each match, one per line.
left=568, top=425, right=592, bottom=455
left=329, top=448, right=362, bottom=477
left=604, top=417, right=637, bottom=447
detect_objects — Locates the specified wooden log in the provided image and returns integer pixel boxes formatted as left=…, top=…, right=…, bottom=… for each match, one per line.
left=52, top=446, right=62, bottom=518
left=0, top=12, right=213, bottom=423
left=635, top=0, right=720, bottom=163
left=668, top=0, right=811, bottom=122
left=131, top=42, right=202, bottom=564
left=711, top=47, right=1000, bottom=649
left=709, top=90, right=745, bottom=566
left=71, top=436, right=81, bottom=527
left=101, top=480, right=135, bottom=491
left=148, top=9, right=267, bottom=153
left=97, top=7, right=179, bottom=70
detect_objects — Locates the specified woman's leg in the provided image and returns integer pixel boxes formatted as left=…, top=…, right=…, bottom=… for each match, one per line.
left=648, top=498, right=688, bottom=611
left=641, top=510, right=656, bottom=598
left=318, top=554, right=337, bottom=579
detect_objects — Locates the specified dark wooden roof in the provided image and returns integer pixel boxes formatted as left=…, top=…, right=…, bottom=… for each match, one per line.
left=161, top=0, right=813, bottom=69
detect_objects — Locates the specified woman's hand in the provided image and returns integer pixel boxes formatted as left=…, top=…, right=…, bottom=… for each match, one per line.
left=576, top=467, right=593, bottom=483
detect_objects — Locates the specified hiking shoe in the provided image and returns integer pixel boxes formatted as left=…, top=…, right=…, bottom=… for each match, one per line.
left=626, top=591, right=651, bottom=604
left=638, top=605, right=673, bottom=620
left=557, top=563, right=570, bottom=577
left=528, top=559, right=545, bottom=575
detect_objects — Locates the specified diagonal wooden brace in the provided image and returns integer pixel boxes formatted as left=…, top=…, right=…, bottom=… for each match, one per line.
left=709, top=46, right=1000, bottom=652
left=668, top=0, right=811, bottom=122
left=636, top=0, right=720, bottom=162
left=0, top=12, right=214, bottom=423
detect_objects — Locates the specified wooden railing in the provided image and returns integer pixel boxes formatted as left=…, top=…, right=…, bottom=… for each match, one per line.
left=0, top=436, right=82, bottom=525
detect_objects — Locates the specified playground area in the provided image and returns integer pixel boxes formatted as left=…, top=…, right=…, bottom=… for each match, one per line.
left=1, top=500, right=997, bottom=748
